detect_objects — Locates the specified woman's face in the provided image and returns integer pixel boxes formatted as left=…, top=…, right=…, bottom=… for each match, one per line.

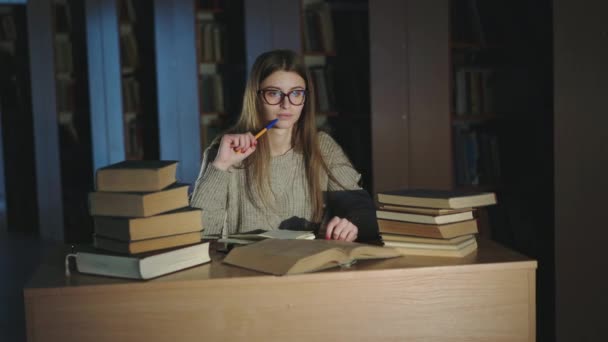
left=259, top=70, right=306, bottom=130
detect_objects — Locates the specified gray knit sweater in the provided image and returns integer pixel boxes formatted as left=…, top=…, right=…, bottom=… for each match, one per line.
left=190, top=132, right=362, bottom=236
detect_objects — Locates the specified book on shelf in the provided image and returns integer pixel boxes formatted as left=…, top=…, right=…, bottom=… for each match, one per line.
left=89, top=183, right=189, bottom=217
left=378, top=204, right=473, bottom=216
left=377, top=219, right=478, bottom=239
left=119, top=27, right=139, bottom=69
left=453, top=67, right=496, bottom=117
left=94, top=231, right=202, bottom=254
left=302, top=1, right=334, bottom=53
left=67, top=242, right=210, bottom=280
left=93, top=207, right=203, bottom=241
left=1, top=14, right=17, bottom=41
left=95, top=160, right=178, bottom=192
left=376, top=209, right=474, bottom=225
left=223, top=239, right=401, bottom=276
left=119, top=0, right=137, bottom=24
left=384, top=235, right=478, bottom=258
left=377, top=189, right=496, bottom=209
left=216, top=229, right=316, bottom=245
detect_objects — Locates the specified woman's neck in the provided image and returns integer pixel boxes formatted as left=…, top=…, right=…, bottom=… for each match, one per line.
left=267, top=128, right=293, bottom=156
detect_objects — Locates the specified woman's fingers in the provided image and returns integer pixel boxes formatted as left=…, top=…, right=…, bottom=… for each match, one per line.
left=325, top=216, right=341, bottom=240
left=325, top=217, right=358, bottom=241
left=232, top=133, right=257, bottom=153
left=213, top=133, right=258, bottom=170
left=344, top=228, right=358, bottom=242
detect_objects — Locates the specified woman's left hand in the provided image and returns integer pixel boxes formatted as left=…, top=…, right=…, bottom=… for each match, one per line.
left=325, top=217, right=358, bottom=242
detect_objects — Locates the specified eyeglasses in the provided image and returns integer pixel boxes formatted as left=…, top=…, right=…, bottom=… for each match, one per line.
left=258, top=89, right=307, bottom=106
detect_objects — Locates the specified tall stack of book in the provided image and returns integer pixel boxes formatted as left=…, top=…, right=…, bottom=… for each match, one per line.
left=70, top=161, right=210, bottom=280
left=376, top=189, right=497, bottom=257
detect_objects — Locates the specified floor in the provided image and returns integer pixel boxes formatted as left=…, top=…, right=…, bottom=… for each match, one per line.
left=0, top=230, right=54, bottom=342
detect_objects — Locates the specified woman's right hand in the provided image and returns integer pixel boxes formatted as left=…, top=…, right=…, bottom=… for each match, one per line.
left=212, top=133, right=257, bottom=171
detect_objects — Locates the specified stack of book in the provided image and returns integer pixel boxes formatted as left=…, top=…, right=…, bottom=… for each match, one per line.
left=376, top=189, right=497, bottom=257
left=69, top=161, right=210, bottom=280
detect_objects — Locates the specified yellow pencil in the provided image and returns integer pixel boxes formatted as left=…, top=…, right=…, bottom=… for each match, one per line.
left=235, top=119, right=278, bottom=153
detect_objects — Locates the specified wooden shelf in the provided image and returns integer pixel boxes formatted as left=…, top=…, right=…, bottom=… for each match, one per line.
left=452, top=114, right=498, bottom=123
left=450, top=42, right=503, bottom=49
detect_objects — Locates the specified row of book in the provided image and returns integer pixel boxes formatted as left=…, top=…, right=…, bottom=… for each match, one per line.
left=119, top=25, right=139, bottom=71
left=303, top=1, right=335, bottom=53
left=453, top=67, right=495, bottom=116
left=199, top=73, right=225, bottom=113
left=453, top=125, right=502, bottom=186
left=197, top=19, right=224, bottom=63
left=122, top=76, right=141, bottom=114
left=70, top=161, right=211, bottom=280
left=309, top=65, right=336, bottom=113
left=0, top=11, right=17, bottom=41
left=124, top=117, right=144, bottom=159
left=376, top=189, right=497, bottom=257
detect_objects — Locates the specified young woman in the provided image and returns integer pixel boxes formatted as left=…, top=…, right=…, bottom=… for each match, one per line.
left=190, top=50, right=379, bottom=242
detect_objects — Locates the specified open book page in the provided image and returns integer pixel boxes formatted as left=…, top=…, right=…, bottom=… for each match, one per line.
left=258, top=230, right=315, bottom=240
left=218, top=229, right=315, bottom=245
left=223, top=239, right=400, bottom=275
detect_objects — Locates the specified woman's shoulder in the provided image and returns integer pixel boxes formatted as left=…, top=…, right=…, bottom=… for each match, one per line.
left=317, top=131, right=340, bottom=152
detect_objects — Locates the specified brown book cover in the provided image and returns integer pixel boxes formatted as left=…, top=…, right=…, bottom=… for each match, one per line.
left=376, top=209, right=474, bottom=224
left=377, top=189, right=496, bottom=209
left=377, top=219, right=478, bottom=239
left=93, top=207, right=203, bottom=241
left=381, top=233, right=475, bottom=245
left=384, top=236, right=478, bottom=258
left=88, top=183, right=189, bottom=217
left=95, top=160, right=178, bottom=192
left=378, top=204, right=473, bottom=216
left=94, top=231, right=202, bottom=254
left=223, top=239, right=401, bottom=276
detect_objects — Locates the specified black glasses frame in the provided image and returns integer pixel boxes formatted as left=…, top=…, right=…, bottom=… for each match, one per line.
left=257, top=89, right=308, bottom=106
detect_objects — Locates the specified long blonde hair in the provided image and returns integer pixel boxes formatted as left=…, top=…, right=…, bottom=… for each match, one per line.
left=229, top=49, right=334, bottom=223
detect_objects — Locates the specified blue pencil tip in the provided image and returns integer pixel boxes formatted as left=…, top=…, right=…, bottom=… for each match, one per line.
left=267, top=118, right=279, bottom=129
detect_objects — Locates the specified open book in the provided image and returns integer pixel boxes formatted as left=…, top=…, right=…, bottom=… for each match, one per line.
left=223, top=239, right=401, bottom=275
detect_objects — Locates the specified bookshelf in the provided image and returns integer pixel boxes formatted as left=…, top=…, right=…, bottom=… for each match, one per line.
left=0, top=7, right=17, bottom=56
left=50, top=0, right=95, bottom=243
left=195, top=0, right=245, bottom=151
left=300, top=0, right=372, bottom=189
left=449, top=0, right=506, bottom=191
left=117, top=0, right=159, bottom=160
left=0, top=4, right=39, bottom=234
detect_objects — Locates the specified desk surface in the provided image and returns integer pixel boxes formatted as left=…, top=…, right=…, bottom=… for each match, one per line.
left=24, top=239, right=538, bottom=342
left=25, top=238, right=536, bottom=292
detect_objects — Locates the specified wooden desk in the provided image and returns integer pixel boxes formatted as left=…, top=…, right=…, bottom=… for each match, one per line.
left=24, top=239, right=537, bottom=341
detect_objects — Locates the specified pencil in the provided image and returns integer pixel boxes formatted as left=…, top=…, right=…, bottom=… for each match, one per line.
left=254, top=118, right=279, bottom=139
left=235, top=118, right=278, bottom=153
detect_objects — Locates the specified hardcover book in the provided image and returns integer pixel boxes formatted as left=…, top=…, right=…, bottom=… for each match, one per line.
left=93, top=207, right=203, bottom=241
left=377, top=219, right=478, bottom=239
left=378, top=204, right=473, bottom=216
left=376, top=209, right=474, bottom=225
left=95, top=160, right=178, bottom=192
left=88, top=184, right=189, bottom=217
left=377, top=189, right=496, bottom=209
left=94, top=231, right=202, bottom=254
left=384, top=235, right=478, bottom=258
left=381, top=233, right=474, bottom=245
left=67, top=242, right=210, bottom=280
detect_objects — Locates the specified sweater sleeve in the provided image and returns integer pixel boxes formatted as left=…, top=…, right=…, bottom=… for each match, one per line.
left=319, top=132, right=381, bottom=243
left=190, top=146, right=231, bottom=236
left=318, top=132, right=362, bottom=191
